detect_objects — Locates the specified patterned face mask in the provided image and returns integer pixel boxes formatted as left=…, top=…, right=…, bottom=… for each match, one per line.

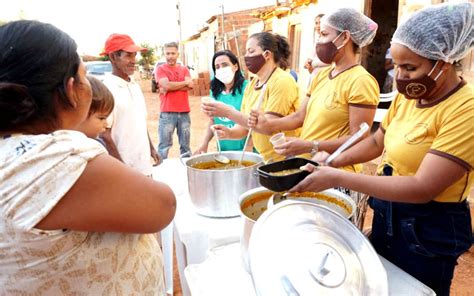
left=396, top=61, right=444, bottom=100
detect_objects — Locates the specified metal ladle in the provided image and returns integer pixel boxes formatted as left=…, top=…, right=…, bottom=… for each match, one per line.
left=213, top=128, right=230, bottom=164
left=238, top=84, right=267, bottom=166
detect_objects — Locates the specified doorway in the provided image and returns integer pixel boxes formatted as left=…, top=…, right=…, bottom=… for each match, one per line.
left=362, top=0, right=399, bottom=99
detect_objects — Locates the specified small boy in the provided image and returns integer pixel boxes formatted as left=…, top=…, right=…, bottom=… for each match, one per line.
left=77, top=76, right=115, bottom=150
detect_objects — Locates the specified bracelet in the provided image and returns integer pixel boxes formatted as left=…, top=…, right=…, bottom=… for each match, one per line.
left=310, top=140, right=320, bottom=156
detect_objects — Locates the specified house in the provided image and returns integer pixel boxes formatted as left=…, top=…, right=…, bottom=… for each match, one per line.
left=183, top=0, right=473, bottom=95
left=182, top=6, right=272, bottom=77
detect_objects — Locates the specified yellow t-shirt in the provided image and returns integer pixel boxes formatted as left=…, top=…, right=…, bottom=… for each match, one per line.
left=380, top=81, right=473, bottom=202
left=241, top=68, right=300, bottom=161
left=301, top=65, right=379, bottom=172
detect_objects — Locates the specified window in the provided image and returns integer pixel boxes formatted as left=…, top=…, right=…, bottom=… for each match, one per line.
left=289, top=24, right=302, bottom=72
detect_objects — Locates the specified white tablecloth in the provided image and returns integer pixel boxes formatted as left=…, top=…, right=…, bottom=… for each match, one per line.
left=153, top=158, right=244, bottom=296
left=154, top=159, right=435, bottom=296
left=184, top=242, right=436, bottom=296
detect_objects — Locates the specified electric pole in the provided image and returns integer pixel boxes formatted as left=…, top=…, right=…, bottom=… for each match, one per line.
left=220, top=4, right=226, bottom=50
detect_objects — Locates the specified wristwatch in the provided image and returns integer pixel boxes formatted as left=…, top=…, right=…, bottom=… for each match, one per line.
left=310, top=140, right=320, bottom=156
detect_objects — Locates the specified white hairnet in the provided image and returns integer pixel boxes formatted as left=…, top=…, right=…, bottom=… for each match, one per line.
left=321, top=8, right=378, bottom=47
left=392, top=2, right=474, bottom=63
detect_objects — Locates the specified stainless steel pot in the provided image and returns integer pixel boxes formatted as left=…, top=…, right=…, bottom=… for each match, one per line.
left=184, top=151, right=263, bottom=218
left=249, top=201, right=389, bottom=295
left=238, top=187, right=356, bottom=273
left=269, top=189, right=356, bottom=219
left=238, top=187, right=272, bottom=272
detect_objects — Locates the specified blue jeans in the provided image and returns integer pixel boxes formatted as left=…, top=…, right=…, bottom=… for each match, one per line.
left=368, top=166, right=472, bottom=296
left=158, top=112, right=191, bottom=160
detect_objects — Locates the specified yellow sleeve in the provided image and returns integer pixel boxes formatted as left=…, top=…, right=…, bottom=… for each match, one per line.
left=431, top=102, right=474, bottom=169
left=307, top=68, right=327, bottom=96
left=264, top=75, right=299, bottom=116
left=241, top=82, right=253, bottom=114
left=381, top=93, right=403, bottom=131
left=348, top=74, right=380, bottom=106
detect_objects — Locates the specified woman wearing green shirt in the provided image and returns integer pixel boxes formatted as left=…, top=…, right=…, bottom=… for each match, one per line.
left=195, top=50, right=248, bottom=154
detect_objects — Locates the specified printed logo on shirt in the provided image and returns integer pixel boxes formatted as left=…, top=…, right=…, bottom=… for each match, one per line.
left=404, top=123, right=428, bottom=145
left=325, top=92, right=339, bottom=110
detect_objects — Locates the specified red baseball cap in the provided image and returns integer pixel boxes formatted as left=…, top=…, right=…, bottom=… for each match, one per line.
left=100, top=33, right=147, bottom=56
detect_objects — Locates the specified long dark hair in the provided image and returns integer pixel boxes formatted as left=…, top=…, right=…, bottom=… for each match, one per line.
left=0, top=20, right=80, bottom=132
left=210, top=50, right=246, bottom=98
left=249, top=32, right=291, bottom=70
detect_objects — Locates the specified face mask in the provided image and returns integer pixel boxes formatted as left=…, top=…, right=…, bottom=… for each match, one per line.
left=245, top=52, right=267, bottom=74
left=215, top=66, right=235, bottom=84
left=396, top=61, right=444, bottom=100
left=316, top=32, right=344, bottom=64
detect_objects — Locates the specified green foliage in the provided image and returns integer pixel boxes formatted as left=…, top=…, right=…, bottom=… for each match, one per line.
left=138, top=43, right=156, bottom=70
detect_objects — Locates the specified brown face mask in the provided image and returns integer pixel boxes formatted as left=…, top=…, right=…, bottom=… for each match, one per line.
left=315, top=32, right=344, bottom=64
left=396, top=61, right=444, bottom=100
left=245, top=53, right=267, bottom=74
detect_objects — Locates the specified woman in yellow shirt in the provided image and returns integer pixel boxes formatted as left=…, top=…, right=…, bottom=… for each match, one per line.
left=202, top=32, right=299, bottom=162
left=292, top=3, right=473, bottom=295
left=249, top=8, right=379, bottom=173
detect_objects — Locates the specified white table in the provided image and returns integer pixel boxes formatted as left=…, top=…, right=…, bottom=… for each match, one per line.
left=153, top=158, right=244, bottom=296
left=184, top=242, right=436, bottom=296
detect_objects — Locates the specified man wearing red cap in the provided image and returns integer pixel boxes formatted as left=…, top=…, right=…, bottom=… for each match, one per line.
left=101, top=33, right=160, bottom=176
left=155, top=42, right=194, bottom=160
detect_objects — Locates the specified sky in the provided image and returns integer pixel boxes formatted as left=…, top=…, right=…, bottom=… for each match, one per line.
left=0, top=0, right=275, bottom=56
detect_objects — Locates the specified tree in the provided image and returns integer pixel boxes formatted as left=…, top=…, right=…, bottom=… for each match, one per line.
left=138, top=43, right=156, bottom=71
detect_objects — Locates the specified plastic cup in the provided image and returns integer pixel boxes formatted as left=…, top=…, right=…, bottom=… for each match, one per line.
left=270, top=132, right=286, bottom=147
left=201, top=96, right=215, bottom=104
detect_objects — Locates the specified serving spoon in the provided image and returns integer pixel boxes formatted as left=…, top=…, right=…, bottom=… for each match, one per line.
left=238, top=84, right=267, bottom=166
left=213, top=128, right=230, bottom=164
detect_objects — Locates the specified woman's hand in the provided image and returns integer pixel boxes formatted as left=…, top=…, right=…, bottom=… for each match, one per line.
left=273, top=138, right=311, bottom=157
left=212, top=124, right=232, bottom=139
left=202, top=101, right=231, bottom=118
left=312, top=151, right=331, bottom=165
left=289, top=165, right=341, bottom=193
left=193, top=144, right=208, bottom=155
left=304, top=58, right=314, bottom=73
left=248, top=109, right=270, bottom=130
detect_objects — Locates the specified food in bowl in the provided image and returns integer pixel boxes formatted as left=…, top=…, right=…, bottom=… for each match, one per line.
left=287, top=191, right=354, bottom=218
left=257, top=158, right=319, bottom=192
left=240, top=191, right=273, bottom=221
left=191, top=160, right=256, bottom=170
left=268, top=168, right=302, bottom=176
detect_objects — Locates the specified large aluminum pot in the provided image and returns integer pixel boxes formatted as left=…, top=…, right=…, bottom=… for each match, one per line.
left=239, top=187, right=273, bottom=272
left=185, top=151, right=263, bottom=218
left=239, top=187, right=355, bottom=273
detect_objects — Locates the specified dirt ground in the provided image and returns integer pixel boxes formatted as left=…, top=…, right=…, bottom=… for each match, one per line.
left=138, top=78, right=474, bottom=295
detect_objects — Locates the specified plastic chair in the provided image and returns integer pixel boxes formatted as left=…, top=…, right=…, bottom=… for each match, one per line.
left=374, top=91, right=397, bottom=123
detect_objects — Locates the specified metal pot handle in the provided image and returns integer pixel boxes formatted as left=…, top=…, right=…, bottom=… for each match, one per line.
left=179, top=151, right=192, bottom=166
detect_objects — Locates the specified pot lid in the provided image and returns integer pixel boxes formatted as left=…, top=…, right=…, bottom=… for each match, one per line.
left=248, top=200, right=388, bottom=296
